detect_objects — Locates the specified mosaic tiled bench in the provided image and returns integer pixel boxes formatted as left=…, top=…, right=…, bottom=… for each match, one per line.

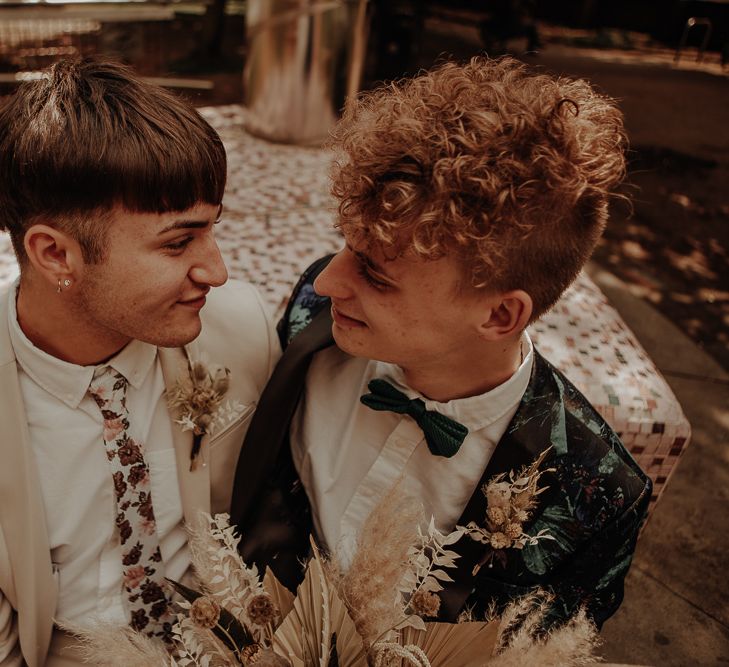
left=0, top=104, right=691, bottom=512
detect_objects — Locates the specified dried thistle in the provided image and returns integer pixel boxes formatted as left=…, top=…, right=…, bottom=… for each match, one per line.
left=247, top=594, right=278, bottom=626
left=489, top=532, right=511, bottom=550
left=409, top=590, right=441, bottom=618
left=487, top=506, right=507, bottom=525
left=505, top=523, right=523, bottom=540
left=239, top=642, right=262, bottom=664
left=190, top=596, right=221, bottom=629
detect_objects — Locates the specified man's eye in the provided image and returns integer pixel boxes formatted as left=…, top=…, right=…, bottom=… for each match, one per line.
left=357, top=264, right=389, bottom=290
left=164, top=236, right=194, bottom=251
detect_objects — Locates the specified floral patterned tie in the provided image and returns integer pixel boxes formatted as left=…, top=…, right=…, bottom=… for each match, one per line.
left=89, top=365, right=173, bottom=639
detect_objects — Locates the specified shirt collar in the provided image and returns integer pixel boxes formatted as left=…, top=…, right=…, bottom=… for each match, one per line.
left=371, top=333, right=534, bottom=432
left=7, top=281, right=157, bottom=409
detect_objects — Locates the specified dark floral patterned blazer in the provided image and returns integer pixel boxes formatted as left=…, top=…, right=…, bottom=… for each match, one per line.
left=231, top=256, right=651, bottom=631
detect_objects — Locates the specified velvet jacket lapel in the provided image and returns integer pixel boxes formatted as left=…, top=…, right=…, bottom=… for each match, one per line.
left=0, top=288, right=56, bottom=667
left=437, top=352, right=561, bottom=620
left=230, top=308, right=334, bottom=530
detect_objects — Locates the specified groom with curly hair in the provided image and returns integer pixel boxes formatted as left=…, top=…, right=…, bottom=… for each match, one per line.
left=232, top=56, right=651, bottom=631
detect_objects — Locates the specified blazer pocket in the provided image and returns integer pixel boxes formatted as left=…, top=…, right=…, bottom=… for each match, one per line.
left=208, top=403, right=256, bottom=449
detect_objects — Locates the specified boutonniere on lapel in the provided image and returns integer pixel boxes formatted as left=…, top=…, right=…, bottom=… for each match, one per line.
left=167, top=358, right=246, bottom=471
left=464, top=448, right=555, bottom=573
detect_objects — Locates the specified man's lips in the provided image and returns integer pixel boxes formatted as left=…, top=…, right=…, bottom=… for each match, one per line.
left=178, top=289, right=210, bottom=309
left=331, top=304, right=366, bottom=328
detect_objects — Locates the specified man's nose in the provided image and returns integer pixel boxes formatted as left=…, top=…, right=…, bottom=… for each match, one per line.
left=190, top=237, right=228, bottom=287
left=313, top=249, right=352, bottom=299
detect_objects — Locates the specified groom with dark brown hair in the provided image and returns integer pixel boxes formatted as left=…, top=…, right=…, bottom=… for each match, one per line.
left=232, top=56, right=651, bottom=631
left=0, top=60, right=279, bottom=666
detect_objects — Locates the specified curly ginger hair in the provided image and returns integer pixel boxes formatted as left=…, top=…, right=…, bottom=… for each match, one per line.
left=330, top=57, right=627, bottom=319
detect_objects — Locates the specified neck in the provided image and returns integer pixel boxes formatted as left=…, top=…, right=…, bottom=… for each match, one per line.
left=16, top=277, right=130, bottom=366
left=400, top=336, right=524, bottom=402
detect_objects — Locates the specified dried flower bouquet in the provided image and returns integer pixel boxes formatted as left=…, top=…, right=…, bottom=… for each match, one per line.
left=70, top=476, right=639, bottom=667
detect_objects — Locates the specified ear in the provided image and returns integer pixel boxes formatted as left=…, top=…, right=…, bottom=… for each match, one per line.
left=476, top=290, right=533, bottom=341
left=23, top=224, right=84, bottom=290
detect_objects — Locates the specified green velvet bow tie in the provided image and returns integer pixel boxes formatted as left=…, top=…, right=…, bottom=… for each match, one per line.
left=360, top=378, right=469, bottom=458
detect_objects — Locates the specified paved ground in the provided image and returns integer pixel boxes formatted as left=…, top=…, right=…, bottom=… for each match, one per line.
left=513, top=45, right=729, bottom=666
left=586, top=265, right=729, bottom=666
left=512, top=44, right=729, bottom=667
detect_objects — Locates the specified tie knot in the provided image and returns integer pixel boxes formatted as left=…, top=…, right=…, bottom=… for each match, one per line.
left=89, top=365, right=128, bottom=409
left=406, top=397, right=427, bottom=420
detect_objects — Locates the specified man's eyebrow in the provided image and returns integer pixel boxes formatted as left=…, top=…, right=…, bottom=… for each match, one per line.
left=349, top=245, right=393, bottom=279
left=157, top=220, right=211, bottom=235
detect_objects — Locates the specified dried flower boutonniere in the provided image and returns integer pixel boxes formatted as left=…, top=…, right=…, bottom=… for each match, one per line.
left=464, top=447, right=556, bottom=573
left=168, top=359, right=246, bottom=470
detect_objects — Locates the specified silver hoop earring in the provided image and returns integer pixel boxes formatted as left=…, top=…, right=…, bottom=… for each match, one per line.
left=63, top=279, right=71, bottom=288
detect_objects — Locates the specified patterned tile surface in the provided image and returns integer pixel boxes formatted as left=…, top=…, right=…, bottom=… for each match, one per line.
left=0, top=104, right=690, bottom=510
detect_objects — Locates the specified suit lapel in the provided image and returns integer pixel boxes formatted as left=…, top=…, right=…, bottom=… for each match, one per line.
left=158, top=344, right=210, bottom=529
left=230, top=307, right=334, bottom=528
left=438, top=352, right=563, bottom=620
left=0, top=289, right=56, bottom=667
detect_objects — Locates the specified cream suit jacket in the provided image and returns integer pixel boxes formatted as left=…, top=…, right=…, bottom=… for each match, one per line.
left=0, top=280, right=280, bottom=666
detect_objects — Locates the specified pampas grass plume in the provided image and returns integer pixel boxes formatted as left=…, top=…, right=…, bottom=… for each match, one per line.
left=64, top=622, right=172, bottom=666
left=490, top=606, right=601, bottom=667
left=339, top=481, right=425, bottom=649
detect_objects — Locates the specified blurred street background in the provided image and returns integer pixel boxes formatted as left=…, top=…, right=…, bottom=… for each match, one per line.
left=6, top=0, right=725, bottom=369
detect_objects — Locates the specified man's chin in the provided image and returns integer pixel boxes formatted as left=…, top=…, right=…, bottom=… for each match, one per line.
left=331, top=324, right=370, bottom=358
left=151, top=318, right=203, bottom=348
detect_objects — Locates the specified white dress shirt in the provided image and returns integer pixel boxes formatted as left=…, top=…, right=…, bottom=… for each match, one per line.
left=7, top=286, right=189, bottom=629
left=291, top=334, right=534, bottom=569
